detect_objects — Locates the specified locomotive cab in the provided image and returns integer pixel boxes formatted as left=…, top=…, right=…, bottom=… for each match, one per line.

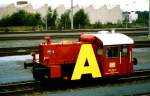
left=102, top=44, right=133, bottom=77
left=80, top=32, right=134, bottom=77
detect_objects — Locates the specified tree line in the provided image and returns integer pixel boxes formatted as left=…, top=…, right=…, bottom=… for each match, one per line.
left=0, top=8, right=90, bottom=29
left=0, top=8, right=148, bottom=30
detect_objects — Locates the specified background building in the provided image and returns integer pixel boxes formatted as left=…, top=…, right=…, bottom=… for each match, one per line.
left=55, top=5, right=66, bottom=18
left=129, top=11, right=138, bottom=23
left=36, top=4, right=48, bottom=17
left=16, top=1, right=34, bottom=13
left=0, top=1, right=130, bottom=24
left=0, top=3, right=16, bottom=19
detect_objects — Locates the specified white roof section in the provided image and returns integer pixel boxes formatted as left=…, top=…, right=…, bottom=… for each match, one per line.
left=93, top=33, right=134, bottom=45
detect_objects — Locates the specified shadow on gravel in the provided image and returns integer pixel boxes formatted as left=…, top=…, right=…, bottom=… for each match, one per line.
left=37, top=78, right=120, bottom=91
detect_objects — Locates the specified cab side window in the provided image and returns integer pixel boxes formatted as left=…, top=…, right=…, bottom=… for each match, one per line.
left=106, top=46, right=119, bottom=58
left=121, top=45, right=128, bottom=57
left=97, top=48, right=102, bottom=55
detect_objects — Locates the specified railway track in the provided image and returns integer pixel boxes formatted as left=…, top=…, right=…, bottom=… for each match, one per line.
left=0, top=40, right=149, bottom=56
left=0, top=69, right=150, bottom=95
left=0, top=80, right=40, bottom=95
left=0, top=29, right=149, bottom=57
left=0, top=30, right=148, bottom=40
left=0, top=28, right=148, bottom=34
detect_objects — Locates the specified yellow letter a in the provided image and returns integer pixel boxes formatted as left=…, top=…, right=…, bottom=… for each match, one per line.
left=71, top=44, right=102, bottom=80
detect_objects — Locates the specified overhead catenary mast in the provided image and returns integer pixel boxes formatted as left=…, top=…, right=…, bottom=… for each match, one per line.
left=71, top=0, right=74, bottom=31
left=148, top=0, right=150, bottom=38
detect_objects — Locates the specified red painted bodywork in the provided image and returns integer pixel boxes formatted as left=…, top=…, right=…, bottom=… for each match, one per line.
left=37, top=34, right=133, bottom=80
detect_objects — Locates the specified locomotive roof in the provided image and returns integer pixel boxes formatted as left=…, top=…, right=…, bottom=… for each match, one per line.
left=93, top=33, right=134, bottom=45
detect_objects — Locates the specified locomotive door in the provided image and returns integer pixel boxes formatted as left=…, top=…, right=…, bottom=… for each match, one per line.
left=120, top=45, right=133, bottom=74
left=103, top=45, right=121, bottom=76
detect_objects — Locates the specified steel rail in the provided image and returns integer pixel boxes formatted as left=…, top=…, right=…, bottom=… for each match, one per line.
left=0, top=70, right=150, bottom=95
left=0, top=31, right=148, bottom=41
left=0, top=28, right=148, bottom=34
left=0, top=40, right=149, bottom=57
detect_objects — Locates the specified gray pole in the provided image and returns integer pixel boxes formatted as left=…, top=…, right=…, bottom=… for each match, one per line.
left=45, top=5, right=48, bottom=32
left=126, top=4, right=128, bottom=28
left=46, top=14, right=47, bottom=32
left=71, top=0, right=74, bottom=30
left=148, top=0, right=150, bottom=37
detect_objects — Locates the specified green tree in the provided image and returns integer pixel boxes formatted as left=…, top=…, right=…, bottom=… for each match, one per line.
left=135, top=11, right=148, bottom=26
left=52, top=10, right=58, bottom=28
left=47, top=7, right=58, bottom=29
left=0, top=16, right=10, bottom=26
left=93, top=21, right=103, bottom=28
left=10, top=10, right=26, bottom=26
left=0, top=10, right=42, bottom=27
left=73, top=9, right=90, bottom=29
left=59, top=10, right=71, bottom=29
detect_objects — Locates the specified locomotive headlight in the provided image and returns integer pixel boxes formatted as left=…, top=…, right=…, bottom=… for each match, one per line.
left=47, top=50, right=55, bottom=55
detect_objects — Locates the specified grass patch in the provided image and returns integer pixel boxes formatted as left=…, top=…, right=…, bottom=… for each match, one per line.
left=0, top=26, right=44, bottom=32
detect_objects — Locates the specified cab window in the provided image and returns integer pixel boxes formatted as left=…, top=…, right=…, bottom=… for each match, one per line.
left=97, top=47, right=102, bottom=55
left=121, top=45, right=128, bottom=57
left=106, top=46, right=119, bottom=58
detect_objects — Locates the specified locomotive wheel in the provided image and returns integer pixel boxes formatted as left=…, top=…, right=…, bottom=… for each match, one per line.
left=32, top=64, right=49, bottom=81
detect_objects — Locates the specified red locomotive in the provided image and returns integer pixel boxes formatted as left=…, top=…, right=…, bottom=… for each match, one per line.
left=25, top=31, right=137, bottom=81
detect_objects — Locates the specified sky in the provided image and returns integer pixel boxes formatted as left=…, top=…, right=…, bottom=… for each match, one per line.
left=0, top=0, right=149, bottom=11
